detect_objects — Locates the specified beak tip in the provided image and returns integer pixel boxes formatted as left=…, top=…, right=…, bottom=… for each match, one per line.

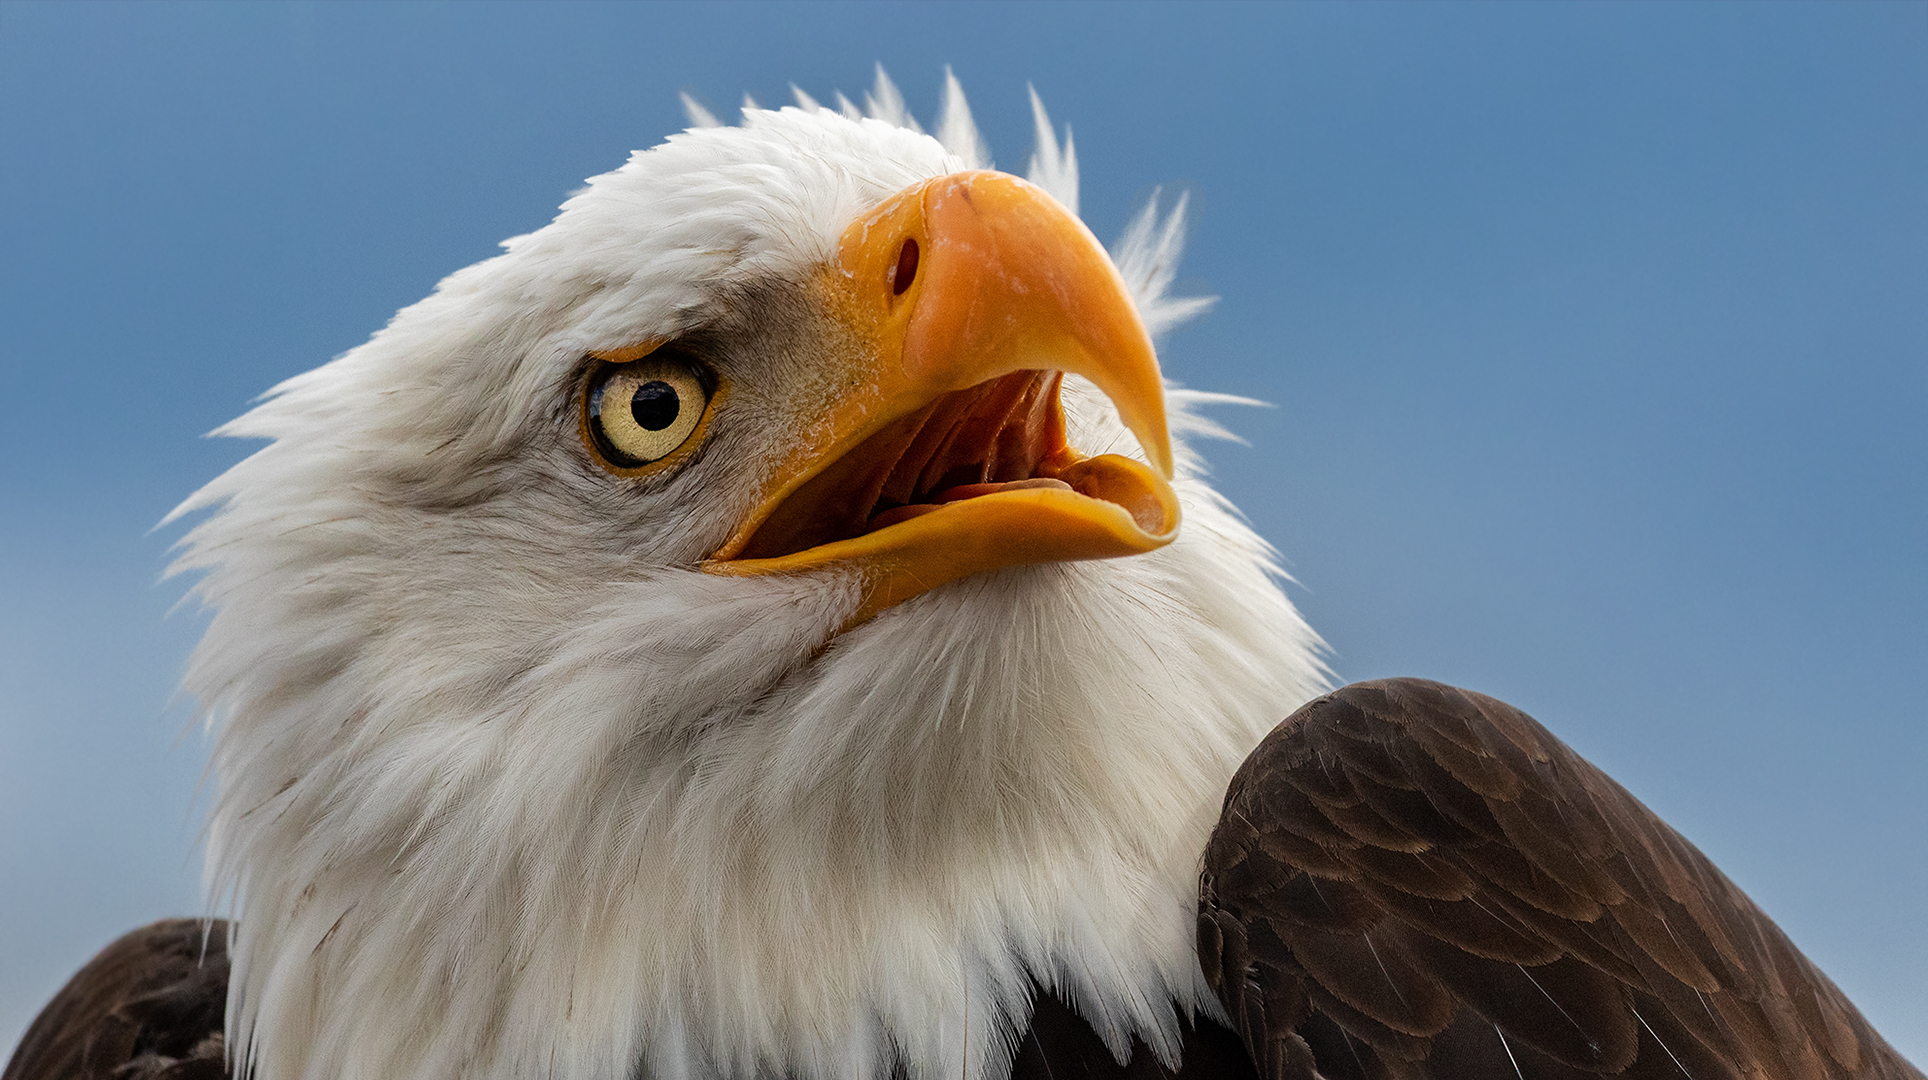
left=1134, top=424, right=1175, bottom=481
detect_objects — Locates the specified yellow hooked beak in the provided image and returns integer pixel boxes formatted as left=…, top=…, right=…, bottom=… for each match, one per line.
left=703, top=170, right=1180, bottom=626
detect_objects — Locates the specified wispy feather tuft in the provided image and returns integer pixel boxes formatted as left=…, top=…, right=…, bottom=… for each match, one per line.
left=1025, top=85, right=1079, bottom=216
left=934, top=67, right=990, bottom=170
left=790, top=84, right=822, bottom=112
left=1111, top=189, right=1215, bottom=339
left=862, top=64, right=923, bottom=133
left=1166, top=389, right=1269, bottom=446
left=680, top=93, right=721, bottom=130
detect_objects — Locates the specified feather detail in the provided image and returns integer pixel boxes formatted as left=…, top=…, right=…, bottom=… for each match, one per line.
left=935, top=67, right=990, bottom=171
left=864, top=64, right=923, bottom=133
left=790, top=83, right=822, bottom=112
left=680, top=92, right=721, bottom=130
left=1164, top=389, right=1268, bottom=447
left=1025, top=86, right=1079, bottom=217
left=1111, top=189, right=1215, bottom=340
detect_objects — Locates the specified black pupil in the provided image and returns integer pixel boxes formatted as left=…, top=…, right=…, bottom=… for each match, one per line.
left=631, top=381, right=680, bottom=431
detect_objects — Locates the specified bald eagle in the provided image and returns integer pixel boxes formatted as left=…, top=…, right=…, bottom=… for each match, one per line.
left=6, top=71, right=1918, bottom=1080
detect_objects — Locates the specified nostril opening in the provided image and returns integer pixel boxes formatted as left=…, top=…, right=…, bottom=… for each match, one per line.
left=890, top=238, right=919, bottom=296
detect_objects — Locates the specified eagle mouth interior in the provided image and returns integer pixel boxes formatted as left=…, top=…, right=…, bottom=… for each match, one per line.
left=734, top=370, right=1144, bottom=562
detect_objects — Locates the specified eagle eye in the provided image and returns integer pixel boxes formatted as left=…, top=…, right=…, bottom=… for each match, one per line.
left=584, top=354, right=712, bottom=471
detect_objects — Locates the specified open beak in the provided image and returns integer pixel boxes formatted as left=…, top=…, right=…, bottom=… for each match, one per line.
left=703, top=170, right=1180, bottom=626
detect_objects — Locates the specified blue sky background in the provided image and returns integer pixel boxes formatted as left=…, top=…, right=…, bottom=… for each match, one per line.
left=2, top=0, right=1922, bottom=1061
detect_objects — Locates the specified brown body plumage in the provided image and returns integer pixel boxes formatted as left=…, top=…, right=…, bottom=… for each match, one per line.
left=1202, top=680, right=1921, bottom=1079
left=5, top=920, right=227, bottom=1080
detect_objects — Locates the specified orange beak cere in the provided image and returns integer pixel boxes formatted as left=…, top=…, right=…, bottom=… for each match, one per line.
left=704, top=171, right=1181, bottom=625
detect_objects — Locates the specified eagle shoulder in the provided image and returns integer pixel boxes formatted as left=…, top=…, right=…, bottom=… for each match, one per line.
left=5, top=919, right=230, bottom=1080
left=1197, top=678, right=1922, bottom=1080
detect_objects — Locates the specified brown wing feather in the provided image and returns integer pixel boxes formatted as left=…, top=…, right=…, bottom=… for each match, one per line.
left=5, top=919, right=231, bottom=1080
left=1198, top=679, right=1922, bottom=1080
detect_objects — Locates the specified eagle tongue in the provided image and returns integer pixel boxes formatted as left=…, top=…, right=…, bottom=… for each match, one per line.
left=864, top=477, right=1074, bottom=534
left=935, top=477, right=1074, bottom=503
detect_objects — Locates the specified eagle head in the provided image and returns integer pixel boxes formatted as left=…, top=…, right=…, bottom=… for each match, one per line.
left=170, top=77, right=1325, bottom=1080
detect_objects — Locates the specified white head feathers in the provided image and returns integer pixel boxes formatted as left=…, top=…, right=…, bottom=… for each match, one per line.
left=169, top=71, right=1325, bottom=1080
